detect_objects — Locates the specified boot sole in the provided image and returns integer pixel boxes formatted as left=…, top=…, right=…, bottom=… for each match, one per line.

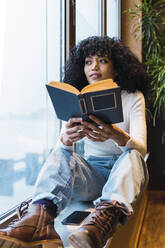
left=68, top=232, right=95, bottom=248
left=0, top=234, right=63, bottom=248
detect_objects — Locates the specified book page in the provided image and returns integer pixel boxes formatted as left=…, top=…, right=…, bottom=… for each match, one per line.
left=80, top=79, right=118, bottom=94
left=48, top=81, right=80, bottom=95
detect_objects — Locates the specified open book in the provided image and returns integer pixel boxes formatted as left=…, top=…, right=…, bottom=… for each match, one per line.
left=46, top=79, right=123, bottom=124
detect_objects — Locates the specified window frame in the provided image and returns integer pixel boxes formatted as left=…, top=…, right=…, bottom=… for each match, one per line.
left=64, top=0, right=76, bottom=60
left=100, top=0, right=107, bottom=36
left=65, top=0, right=121, bottom=54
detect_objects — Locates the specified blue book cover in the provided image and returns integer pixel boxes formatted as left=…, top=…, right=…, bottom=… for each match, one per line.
left=46, top=79, right=123, bottom=124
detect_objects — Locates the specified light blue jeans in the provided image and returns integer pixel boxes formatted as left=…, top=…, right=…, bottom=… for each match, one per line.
left=32, top=148, right=149, bottom=217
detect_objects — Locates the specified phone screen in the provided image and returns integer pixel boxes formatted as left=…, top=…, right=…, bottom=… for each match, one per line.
left=61, top=211, right=91, bottom=225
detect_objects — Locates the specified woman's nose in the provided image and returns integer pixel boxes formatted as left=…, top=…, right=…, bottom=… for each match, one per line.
left=92, top=61, right=99, bottom=70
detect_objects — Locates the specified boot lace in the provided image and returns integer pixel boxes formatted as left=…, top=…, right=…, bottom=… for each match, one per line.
left=86, top=201, right=130, bottom=244
left=9, top=201, right=29, bottom=226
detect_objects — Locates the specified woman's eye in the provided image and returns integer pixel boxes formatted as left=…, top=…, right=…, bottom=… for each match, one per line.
left=99, top=59, right=108, bottom=63
left=85, top=60, right=91, bottom=65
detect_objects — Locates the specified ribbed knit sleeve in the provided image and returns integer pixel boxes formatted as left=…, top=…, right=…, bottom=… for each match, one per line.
left=118, top=91, right=147, bottom=158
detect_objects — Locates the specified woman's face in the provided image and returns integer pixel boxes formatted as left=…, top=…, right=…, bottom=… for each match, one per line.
left=84, top=55, right=116, bottom=84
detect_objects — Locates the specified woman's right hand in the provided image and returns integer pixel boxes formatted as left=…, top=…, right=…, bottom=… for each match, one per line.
left=60, top=117, right=85, bottom=146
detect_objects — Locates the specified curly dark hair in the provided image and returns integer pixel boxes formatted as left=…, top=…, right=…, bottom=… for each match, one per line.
left=63, top=36, right=150, bottom=98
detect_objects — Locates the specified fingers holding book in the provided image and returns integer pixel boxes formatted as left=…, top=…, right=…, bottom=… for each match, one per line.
left=60, top=115, right=129, bottom=146
left=82, top=115, right=130, bottom=146
left=82, top=115, right=110, bottom=142
left=60, top=118, right=85, bottom=146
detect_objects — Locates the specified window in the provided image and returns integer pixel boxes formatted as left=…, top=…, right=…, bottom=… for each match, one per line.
left=107, top=0, right=121, bottom=38
left=76, top=0, right=100, bottom=42
left=0, top=0, right=62, bottom=216
left=0, top=0, right=120, bottom=218
left=76, top=0, right=121, bottom=43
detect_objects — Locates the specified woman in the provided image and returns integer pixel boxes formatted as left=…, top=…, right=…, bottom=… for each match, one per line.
left=0, top=36, right=150, bottom=248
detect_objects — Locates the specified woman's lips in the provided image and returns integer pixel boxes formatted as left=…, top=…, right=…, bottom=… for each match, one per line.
left=90, top=73, right=101, bottom=79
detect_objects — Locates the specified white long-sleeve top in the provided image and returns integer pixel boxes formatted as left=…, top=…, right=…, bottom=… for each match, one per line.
left=55, top=90, right=147, bottom=158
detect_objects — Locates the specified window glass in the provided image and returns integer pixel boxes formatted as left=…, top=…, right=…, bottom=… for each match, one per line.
left=0, top=0, right=61, bottom=216
left=76, top=0, right=100, bottom=43
left=107, top=0, right=121, bottom=38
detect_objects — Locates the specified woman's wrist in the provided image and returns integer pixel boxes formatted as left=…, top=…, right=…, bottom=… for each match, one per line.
left=111, top=129, right=130, bottom=146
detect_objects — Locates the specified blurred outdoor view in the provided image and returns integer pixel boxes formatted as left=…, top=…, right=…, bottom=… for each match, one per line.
left=0, top=0, right=120, bottom=216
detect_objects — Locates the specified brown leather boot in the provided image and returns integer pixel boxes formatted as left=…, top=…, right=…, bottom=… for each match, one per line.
left=0, top=201, right=63, bottom=247
left=68, top=200, right=131, bottom=248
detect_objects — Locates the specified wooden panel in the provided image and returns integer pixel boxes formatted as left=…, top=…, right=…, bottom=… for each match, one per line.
left=138, top=191, right=165, bottom=248
left=121, top=0, right=142, bottom=62
left=0, top=239, right=42, bottom=248
left=0, top=239, right=64, bottom=248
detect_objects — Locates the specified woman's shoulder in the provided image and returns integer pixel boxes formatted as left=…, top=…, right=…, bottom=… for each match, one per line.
left=121, top=90, right=145, bottom=111
left=121, top=90, right=144, bottom=101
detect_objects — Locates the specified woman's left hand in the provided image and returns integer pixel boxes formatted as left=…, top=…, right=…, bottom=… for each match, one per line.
left=82, top=115, right=130, bottom=146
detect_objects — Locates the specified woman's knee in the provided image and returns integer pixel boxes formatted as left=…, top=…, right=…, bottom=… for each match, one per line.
left=121, top=149, right=149, bottom=185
